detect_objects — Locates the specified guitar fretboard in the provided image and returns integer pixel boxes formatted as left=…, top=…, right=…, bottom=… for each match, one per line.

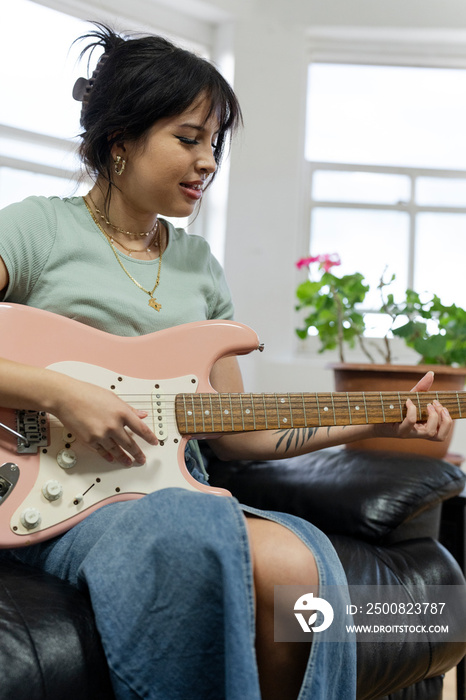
left=175, top=390, right=466, bottom=435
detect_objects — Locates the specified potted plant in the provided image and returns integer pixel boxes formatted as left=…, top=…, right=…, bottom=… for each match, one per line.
left=294, top=254, right=466, bottom=458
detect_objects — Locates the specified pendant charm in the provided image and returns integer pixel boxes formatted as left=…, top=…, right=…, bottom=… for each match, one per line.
left=148, top=297, right=162, bottom=311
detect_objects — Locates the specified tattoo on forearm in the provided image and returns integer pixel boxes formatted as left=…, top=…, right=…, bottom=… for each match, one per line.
left=274, top=427, right=322, bottom=453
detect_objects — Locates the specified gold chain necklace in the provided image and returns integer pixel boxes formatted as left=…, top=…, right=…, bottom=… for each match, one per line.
left=88, top=191, right=158, bottom=239
left=83, top=196, right=163, bottom=311
left=108, top=230, right=159, bottom=258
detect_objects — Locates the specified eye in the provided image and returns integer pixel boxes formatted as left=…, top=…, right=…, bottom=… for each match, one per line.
left=176, top=136, right=199, bottom=145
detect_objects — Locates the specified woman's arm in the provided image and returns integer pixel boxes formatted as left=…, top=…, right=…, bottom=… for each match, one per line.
left=0, top=256, right=157, bottom=465
left=0, top=357, right=157, bottom=465
left=207, top=356, right=453, bottom=461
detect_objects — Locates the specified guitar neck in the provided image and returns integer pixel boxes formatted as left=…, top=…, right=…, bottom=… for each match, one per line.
left=175, top=390, right=466, bottom=435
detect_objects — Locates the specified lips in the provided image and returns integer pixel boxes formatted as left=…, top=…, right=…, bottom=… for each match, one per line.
left=180, top=182, right=204, bottom=200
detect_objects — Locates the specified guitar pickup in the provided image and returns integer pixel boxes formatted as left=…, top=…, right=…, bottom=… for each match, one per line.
left=152, top=391, right=167, bottom=441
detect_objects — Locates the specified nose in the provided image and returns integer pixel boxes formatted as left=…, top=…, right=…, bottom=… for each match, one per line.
left=198, top=145, right=217, bottom=177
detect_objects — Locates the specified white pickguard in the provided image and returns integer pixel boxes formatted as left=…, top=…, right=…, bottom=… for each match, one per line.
left=10, top=362, right=199, bottom=536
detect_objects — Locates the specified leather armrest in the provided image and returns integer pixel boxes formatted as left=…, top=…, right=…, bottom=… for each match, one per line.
left=0, top=557, right=113, bottom=700
left=205, top=445, right=466, bottom=542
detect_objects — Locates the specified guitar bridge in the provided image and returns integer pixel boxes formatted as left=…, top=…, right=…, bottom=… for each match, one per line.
left=16, top=410, right=49, bottom=454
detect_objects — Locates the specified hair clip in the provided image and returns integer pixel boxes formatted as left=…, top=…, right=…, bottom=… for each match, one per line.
left=71, top=53, right=108, bottom=105
left=72, top=76, right=89, bottom=102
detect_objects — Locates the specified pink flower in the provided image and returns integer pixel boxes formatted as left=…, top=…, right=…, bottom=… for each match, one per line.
left=295, top=255, right=319, bottom=270
left=295, top=253, right=341, bottom=272
left=320, top=254, right=341, bottom=272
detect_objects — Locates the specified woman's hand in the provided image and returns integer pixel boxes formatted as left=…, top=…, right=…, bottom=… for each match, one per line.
left=53, top=376, right=158, bottom=465
left=374, top=371, right=453, bottom=442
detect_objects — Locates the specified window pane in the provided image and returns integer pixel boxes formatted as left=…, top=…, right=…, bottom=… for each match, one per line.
left=0, top=135, right=80, bottom=172
left=416, top=177, right=466, bottom=207
left=0, top=168, right=86, bottom=209
left=312, top=170, right=410, bottom=204
left=0, top=1, right=92, bottom=139
left=310, top=208, right=409, bottom=306
left=306, top=63, right=466, bottom=169
left=414, top=213, right=466, bottom=307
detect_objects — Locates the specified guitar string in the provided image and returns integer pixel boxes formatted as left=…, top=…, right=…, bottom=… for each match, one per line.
left=44, top=390, right=458, bottom=410
left=44, top=390, right=456, bottom=431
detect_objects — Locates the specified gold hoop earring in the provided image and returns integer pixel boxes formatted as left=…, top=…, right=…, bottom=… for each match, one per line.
left=114, top=155, right=126, bottom=176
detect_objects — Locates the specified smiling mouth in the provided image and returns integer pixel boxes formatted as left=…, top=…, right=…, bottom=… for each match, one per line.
left=179, top=182, right=204, bottom=200
left=180, top=183, right=203, bottom=191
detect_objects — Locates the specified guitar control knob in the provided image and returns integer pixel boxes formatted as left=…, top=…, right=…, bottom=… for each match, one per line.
left=42, top=479, right=63, bottom=501
left=20, top=507, right=42, bottom=530
left=57, top=448, right=77, bottom=470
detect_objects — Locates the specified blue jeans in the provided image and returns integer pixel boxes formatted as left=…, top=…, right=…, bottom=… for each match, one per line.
left=2, top=462, right=356, bottom=699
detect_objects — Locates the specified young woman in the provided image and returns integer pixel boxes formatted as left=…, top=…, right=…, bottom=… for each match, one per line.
left=0, top=25, right=452, bottom=700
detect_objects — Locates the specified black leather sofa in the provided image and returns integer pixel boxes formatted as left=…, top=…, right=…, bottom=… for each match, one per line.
left=1, top=446, right=465, bottom=700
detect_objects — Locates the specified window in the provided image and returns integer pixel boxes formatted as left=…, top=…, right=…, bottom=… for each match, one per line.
left=305, top=63, right=466, bottom=310
left=0, top=0, right=203, bottom=232
left=0, top=0, right=91, bottom=207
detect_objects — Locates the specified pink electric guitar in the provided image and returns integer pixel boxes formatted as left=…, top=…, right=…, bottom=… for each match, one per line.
left=0, top=302, right=465, bottom=548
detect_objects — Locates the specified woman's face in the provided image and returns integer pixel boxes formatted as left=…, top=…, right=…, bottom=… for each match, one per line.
left=112, top=96, right=219, bottom=219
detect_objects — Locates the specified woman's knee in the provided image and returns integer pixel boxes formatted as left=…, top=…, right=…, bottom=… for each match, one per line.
left=245, top=516, right=319, bottom=595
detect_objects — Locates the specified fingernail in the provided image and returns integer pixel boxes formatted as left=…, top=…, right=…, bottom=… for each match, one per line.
left=443, top=408, right=450, bottom=417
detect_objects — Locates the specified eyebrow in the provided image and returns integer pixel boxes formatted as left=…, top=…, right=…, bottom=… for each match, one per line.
left=178, top=123, right=205, bottom=131
left=178, top=122, right=220, bottom=135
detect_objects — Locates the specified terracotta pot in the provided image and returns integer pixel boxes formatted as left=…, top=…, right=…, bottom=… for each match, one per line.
left=328, top=363, right=466, bottom=459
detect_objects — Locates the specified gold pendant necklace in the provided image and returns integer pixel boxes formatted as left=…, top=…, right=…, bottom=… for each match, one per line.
left=83, top=196, right=163, bottom=311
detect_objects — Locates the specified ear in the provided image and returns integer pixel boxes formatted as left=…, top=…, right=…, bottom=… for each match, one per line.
left=110, top=139, right=126, bottom=160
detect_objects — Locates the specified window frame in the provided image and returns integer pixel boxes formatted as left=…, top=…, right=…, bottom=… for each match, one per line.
left=0, top=0, right=217, bottom=236
left=300, top=28, right=466, bottom=309
left=305, top=159, right=466, bottom=293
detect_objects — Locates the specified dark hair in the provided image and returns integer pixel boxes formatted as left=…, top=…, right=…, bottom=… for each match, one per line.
left=75, top=24, right=242, bottom=189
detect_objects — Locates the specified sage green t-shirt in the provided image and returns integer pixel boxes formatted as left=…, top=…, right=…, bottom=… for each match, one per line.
left=0, top=196, right=234, bottom=335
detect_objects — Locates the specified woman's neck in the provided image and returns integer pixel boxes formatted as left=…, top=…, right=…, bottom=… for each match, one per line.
left=89, top=184, right=158, bottom=237
left=86, top=186, right=166, bottom=260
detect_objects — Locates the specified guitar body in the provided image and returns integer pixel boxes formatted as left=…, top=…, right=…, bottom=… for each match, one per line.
left=0, top=303, right=260, bottom=548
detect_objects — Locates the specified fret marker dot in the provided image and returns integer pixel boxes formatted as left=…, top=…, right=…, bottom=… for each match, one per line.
left=224, top=410, right=229, bottom=415
left=355, top=406, right=360, bottom=410
left=282, top=418, right=288, bottom=423
left=187, top=411, right=192, bottom=416
left=324, top=406, right=329, bottom=412
left=389, top=404, right=394, bottom=410
left=245, top=409, right=251, bottom=414
left=205, top=410, right=210, bottom=416
left=280, top=398, right=285, bottom=403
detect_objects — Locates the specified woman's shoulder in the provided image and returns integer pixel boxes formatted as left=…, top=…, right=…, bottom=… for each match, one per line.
left=0, top=194, right=82, bottom=222
left=162, top=220, right=213, bottom=260
left=164, top=220, right=209, bottom=246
